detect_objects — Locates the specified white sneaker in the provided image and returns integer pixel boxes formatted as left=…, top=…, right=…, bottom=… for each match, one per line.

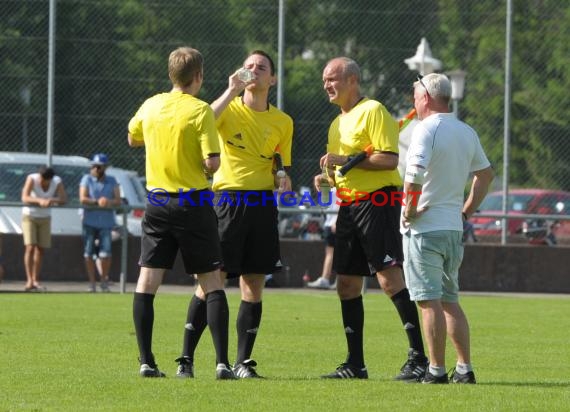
left=307, top=277, right=331, bottom=289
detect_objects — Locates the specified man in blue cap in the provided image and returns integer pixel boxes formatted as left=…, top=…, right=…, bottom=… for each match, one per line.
left=79, top=153, right=121, bottom=292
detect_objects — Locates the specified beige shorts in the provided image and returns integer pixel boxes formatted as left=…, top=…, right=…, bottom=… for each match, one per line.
left=22, top=215, right=52, bottom=248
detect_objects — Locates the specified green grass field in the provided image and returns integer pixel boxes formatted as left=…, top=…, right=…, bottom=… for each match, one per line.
left=1, top=290, right=569, bottom=411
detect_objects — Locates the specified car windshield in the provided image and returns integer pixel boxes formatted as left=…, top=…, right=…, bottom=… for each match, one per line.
left=479, top=193, right=534, bottom=212
left=0, top=163, right=87, bottom=206
left=128, top=175, right=147, bottom=205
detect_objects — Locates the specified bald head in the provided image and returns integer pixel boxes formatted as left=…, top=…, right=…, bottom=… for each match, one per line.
left=325, top=57, right=361, bottom=83
left=323, top=57, right=362, bottom=112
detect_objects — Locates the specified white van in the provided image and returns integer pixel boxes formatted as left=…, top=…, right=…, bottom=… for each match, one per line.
left=0, top=152, right=145, bottom=235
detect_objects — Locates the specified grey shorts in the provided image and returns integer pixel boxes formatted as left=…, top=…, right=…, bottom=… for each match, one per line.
left=403, top=230, right=464, bottom=302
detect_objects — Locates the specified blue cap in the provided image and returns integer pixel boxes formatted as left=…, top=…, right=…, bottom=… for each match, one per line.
left=90, top=153, right=109, bottom=166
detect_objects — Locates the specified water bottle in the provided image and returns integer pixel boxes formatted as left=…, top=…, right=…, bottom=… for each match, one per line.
left=319, top=175, right=331, bottom=205
left=237, top=68, right=255, bottom=82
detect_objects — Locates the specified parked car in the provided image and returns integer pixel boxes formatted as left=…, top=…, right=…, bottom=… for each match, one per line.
left=106, top=166, right=146, bottom=236
left=278, top=186, right=325, bottom=240
left=471, top=189, right=570, bottom=240
left=0, top=152, right=145, bottom=236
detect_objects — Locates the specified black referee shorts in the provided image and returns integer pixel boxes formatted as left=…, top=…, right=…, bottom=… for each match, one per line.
left=323, top=226, right=336, bottom=247
left=214, top=190, right=281, bottom=278
left=333, top=186, right=404, bottom=276
left=139, top=190, right=222, bottom=275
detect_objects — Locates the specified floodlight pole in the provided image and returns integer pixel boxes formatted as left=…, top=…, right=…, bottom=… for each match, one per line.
left=277, top=0, right=285, bottom=110
left=501, top=0, right=513, bottom=245
left=46, top=0, right=57, bottom=167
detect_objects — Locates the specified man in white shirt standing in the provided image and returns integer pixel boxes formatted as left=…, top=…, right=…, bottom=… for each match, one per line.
left=21, top=166, right=67, bottom=291
left=401, top=73, right=494, bottom=384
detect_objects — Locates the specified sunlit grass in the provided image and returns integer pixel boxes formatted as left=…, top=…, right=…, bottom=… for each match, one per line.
left=1, top=291, right=569, bottom=411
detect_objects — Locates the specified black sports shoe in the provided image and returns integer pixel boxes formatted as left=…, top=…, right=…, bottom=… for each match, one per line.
left=321, top=363, right=368, bottom=379
left=421, top=371, right=449, bottom=384
left=139, top=363, right=166, bottom=378
left=216, top=363, right=237, bottom=380
left=450, top=368, right=476, bottom=384
left=175, top=357, right=194, bottom=378
left=394, top=349, right=428, bottom=381
left=233, top=359, right=263, bottom=378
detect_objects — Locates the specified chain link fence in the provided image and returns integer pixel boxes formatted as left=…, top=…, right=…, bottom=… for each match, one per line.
left=1, top=0, right=569, bottom=242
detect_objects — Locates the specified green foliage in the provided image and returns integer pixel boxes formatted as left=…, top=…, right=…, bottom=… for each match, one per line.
left=0, top=291, right=569, bottom=411
left=435, top=0, right=570, bottom=190
left=1, top=1, right=568, bottom=189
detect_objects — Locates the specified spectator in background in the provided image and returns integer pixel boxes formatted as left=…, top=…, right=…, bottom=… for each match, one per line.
left=21, top=165, right=67, bottom=292
left=307, top=188, right=339, bottom=290
left=79, top=153, right=121, bottom=293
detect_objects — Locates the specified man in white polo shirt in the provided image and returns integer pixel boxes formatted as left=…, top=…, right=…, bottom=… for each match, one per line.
left=401, top=73, right=494, bottom=384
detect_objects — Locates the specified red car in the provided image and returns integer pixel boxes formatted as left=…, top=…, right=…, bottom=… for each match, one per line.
left=471, top=189, right=570, bottom=240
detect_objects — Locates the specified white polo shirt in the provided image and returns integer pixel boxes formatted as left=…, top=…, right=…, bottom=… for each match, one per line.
left=402, top=113, right=490, bottom=234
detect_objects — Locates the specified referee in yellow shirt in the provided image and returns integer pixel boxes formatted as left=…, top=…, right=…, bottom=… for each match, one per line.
left=316, top=57, right=427, bottom=381
left=128, top=47, right=234, bottom=379
left=181, top=50, right=293, bottom=379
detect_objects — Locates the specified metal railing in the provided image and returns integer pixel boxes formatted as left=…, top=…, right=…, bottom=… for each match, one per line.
left=0, top=201, right=131, bottom=293
left=3, top=200, right=568, bottom=293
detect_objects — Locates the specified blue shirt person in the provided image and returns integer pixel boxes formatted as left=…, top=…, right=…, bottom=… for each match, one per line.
left=79, top=153, right=122, bottom=292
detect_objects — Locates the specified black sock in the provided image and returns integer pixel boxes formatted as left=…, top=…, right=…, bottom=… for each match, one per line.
left=236, top=301, right=262, bottom=364
left=341, top=295, right=365, bottom=368
left=206, top=290, right=230, bottom=366
left=390, top=288, right=425, bottom=355
left=133, top=292, right=156, bottom=366
left=181, top=295, right=208, bottom=361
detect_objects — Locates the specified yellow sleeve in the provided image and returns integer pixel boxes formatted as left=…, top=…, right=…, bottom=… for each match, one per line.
left=199, top=106, right=220, bottom=159
left=128, top=103, right=146, bottom=142
left=280, top=116, right=294, bottom=166
left=370, top=105, right=399, bottom=153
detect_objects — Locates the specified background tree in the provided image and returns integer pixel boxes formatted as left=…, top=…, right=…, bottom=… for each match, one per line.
left=0, top=0, right=567, bottom=192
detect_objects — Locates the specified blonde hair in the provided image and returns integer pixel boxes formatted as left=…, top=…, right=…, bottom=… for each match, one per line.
left=168, top=47, right=203, bottom=87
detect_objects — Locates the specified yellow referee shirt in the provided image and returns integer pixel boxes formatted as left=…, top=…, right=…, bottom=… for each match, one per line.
left=212, top=97, right=293, bottom=191
left=327, top=98, right=402, bottom=199
left=128, top=91, right=219, bottom=192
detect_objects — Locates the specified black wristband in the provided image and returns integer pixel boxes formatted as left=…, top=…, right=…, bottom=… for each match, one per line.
left=462, top=212, right=468, bottom=220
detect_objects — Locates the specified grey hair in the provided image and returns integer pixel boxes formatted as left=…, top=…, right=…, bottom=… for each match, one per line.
left=417, top=73, right=452, bottom=103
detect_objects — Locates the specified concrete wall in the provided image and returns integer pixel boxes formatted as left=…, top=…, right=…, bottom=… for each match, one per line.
left=2, top=234, right=569, bottom=293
